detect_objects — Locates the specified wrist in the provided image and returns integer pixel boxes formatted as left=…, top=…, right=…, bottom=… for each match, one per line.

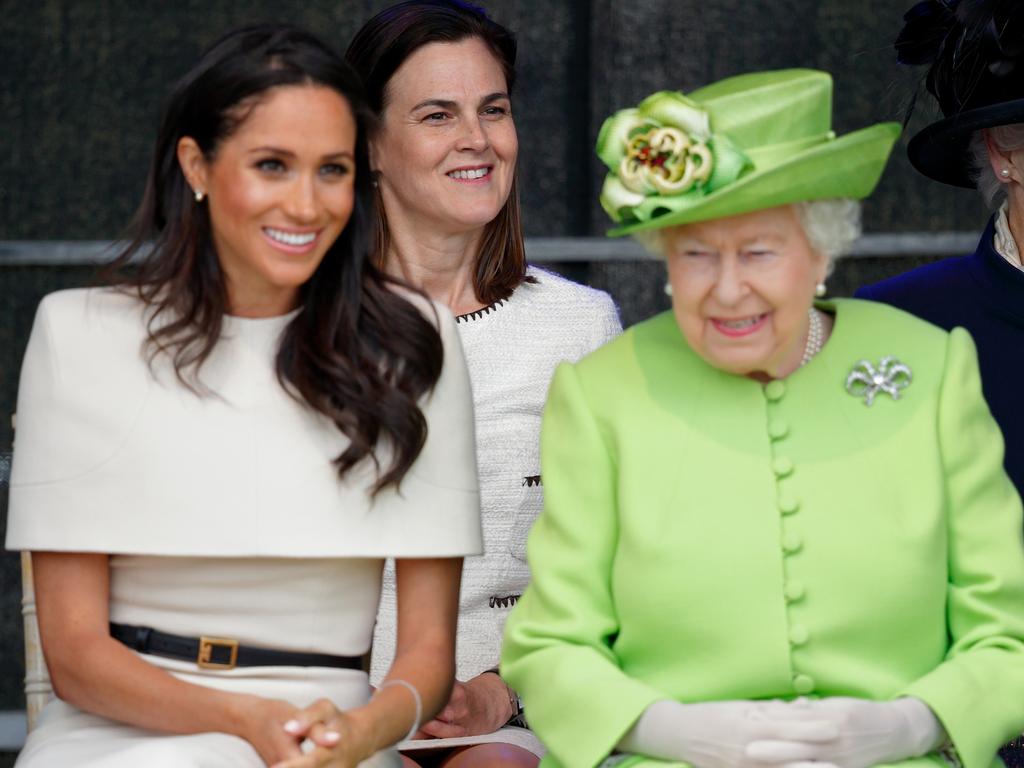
left=475, top=671, right=516, bottom=724
left=893, top=697, right=945, bottom=754
left=220, top=692, right=261, bottom=740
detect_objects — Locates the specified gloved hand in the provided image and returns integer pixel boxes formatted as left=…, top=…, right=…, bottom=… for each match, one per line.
left=618, top=699, right=839, bottom=768
left=746, top=697, right=944, bottom=768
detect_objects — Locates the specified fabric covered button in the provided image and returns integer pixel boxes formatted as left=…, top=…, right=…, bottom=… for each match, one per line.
left=784, top=581, right=806, bottom=602
left=778, top=495, right=800, bottom=515
left=764, top=381, right=786, bottom=401
left=793, top=674, right=815, bottom=694
left=789, top=625, right=810, bottom=646
left=772, top=457, right=794, bottom=477
left=768, top=420, right=789, bottom=440
left=782, top=532, right=803, bottom=553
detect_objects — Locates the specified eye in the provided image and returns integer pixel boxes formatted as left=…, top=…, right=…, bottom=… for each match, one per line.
left=744, top=249, right=775, bottom=259
left=319, top=162, right=351, bottom=177
left=255, top=158, right=286, bottom=173
left=482, top=105, right=510, bottom=118
left=423, top=111, right=452, bottom=123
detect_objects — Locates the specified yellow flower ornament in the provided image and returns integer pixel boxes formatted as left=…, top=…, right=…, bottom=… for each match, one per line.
left=597, top=91, right=750, bottom=225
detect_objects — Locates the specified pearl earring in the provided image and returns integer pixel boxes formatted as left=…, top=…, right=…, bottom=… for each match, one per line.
left=194, top=189, right=205, bottom=202
left=815, top=282, right=827, bottom=297
left=664, top=282, right=673, bottom=297
left=1001, top=169, right=1011, bottom=179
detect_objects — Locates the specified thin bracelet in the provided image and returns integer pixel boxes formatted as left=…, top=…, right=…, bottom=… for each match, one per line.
left=377, top=678, right=422, bottom=743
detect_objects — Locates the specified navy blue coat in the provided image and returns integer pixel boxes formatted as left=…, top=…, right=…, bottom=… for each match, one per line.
left=856, top=216, right=1024, bottom=497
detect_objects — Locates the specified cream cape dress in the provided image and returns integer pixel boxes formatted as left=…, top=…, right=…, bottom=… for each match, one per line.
left=7, top=288, right=483, bottom=767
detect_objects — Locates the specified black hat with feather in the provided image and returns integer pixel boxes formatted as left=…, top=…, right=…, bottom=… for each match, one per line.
left=898, top=0, right=1024, bottom=187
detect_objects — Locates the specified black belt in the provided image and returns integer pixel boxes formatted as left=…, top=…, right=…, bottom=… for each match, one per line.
left=110, top=622, right=363, bottom=671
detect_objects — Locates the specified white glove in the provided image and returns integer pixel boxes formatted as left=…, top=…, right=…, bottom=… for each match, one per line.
left=746, top=697, right=945, bottom=768
left=618, top=699, right=839, bottom=768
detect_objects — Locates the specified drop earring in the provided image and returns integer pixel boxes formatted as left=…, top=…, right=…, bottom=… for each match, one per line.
left=815, top=281, right=826, bottom=297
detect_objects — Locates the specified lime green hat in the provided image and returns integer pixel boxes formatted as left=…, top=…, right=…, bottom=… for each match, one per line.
left=597, top=69, right=901, bottom=236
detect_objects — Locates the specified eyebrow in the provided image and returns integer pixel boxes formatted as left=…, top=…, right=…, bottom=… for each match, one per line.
left=248, top=146, right=354, bottom=161
left=409, top=92, right=511, bottom=112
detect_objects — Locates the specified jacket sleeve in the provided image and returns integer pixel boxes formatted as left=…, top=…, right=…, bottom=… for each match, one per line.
left=901, top=327, right=1024, bottom=768
left=501, top=362, right=663, bottom=768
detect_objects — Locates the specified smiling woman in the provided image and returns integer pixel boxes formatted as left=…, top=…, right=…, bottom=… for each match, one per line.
left=346, top=3, right=622, bottom=768
left=6, top=23, right=482, bottom=768
left=177, top=84, right=358, bottom=317
left=501, top=69, right=1024, bottom=768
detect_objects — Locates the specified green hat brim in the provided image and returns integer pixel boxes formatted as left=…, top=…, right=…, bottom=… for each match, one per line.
left=607, top=121, right=900, bottom=237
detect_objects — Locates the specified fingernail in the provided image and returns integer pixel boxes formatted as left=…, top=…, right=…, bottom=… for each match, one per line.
left=283, top=719, right=302, bottom=734
left=323, top=730, right=341, bottom=744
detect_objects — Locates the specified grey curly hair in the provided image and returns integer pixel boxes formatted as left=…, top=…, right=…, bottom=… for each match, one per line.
left=968, top=124, right=1024, bottom=210
left=637, top=199, right=862, bottom=273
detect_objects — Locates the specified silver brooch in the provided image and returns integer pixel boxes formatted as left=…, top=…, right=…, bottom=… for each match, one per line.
left=845, top=357, right=912, bottom=406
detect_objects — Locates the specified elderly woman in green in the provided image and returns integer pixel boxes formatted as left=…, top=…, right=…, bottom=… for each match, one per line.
left=501, top=69, right=1024, bottom=768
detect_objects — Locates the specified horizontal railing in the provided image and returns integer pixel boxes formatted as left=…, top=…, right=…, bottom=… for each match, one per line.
left=0, top=232, right=981, bottom=266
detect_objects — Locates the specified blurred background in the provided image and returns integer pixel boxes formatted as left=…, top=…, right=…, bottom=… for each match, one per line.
left=0, top=1, right=991, bottom=763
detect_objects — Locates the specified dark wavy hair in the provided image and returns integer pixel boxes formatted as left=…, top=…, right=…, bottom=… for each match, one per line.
left=345, top=0, right=532, bottom=305
left=105, top=24, right=443, bottom=494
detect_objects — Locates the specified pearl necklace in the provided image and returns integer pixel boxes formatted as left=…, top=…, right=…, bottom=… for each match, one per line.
left=800, top=307, right=824, bottom=368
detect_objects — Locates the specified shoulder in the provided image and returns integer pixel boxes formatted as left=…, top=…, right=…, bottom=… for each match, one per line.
left=569, top=311, right=681, bottom=393
left=30, top=287, right=147, bottom=362
left=835, top=297, right=948, bottom=340
left=856, top=253, right=977, bottom=329
left=519, top=266, right=619, bottom=319
left=36, top=286, right=142, bottom=327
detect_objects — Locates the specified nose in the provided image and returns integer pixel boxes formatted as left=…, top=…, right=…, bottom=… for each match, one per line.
left=457, top=115, right=489, bottom=153
left=283, top=175, right=319, bottom=223
left=711, top=255, right=746, bottom=305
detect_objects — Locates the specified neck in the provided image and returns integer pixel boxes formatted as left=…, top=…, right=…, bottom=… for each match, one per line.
left=381, top=211, right=487, bottom=316
left=1005, top=187, right=1024, bottom=251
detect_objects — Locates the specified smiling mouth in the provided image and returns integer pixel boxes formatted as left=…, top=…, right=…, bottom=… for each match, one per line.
left=447, top=167, right=491, bottom=180
left=264, top=228, right=317, bottom=246
left=711, top=313, right=768, bottom=336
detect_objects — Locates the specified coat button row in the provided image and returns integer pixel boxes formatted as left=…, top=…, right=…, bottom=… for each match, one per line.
left=793, top=674, right=815, bottom=694
left=772, top=457, right=794, bottom=477
left=789, top=625, right=810, bottom=646
left=764, top=380, right=786, bottom=401
left=784, top=580, right=805, bottom=602
left=782, top=531, right=803, bottom=554
left=778, top=494, right=799, bottom=515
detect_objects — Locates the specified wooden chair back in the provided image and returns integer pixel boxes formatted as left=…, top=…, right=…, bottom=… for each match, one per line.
left=21, top=551, right=53, bottom=730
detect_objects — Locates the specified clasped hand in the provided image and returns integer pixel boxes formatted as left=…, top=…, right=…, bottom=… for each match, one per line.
left=669, top=696, right=941, bottom=768
left=743, top=696, right=942, bottom=768
left=268, top=698, right=373, bottom=768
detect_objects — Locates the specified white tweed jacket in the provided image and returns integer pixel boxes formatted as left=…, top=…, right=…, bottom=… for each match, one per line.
left=371, top=266, right=622, bottom=682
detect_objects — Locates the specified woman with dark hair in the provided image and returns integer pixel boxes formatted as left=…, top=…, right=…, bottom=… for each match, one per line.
left=345, top=2, right=620, bottom=766
left=6, top=24, right=480, bottom=768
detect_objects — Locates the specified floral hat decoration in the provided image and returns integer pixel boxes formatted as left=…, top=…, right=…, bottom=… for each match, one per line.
left=597, top=69, right=901, bottom=236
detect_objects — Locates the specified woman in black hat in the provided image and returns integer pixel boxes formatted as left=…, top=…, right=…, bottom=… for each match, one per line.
left=857, top=0, right=1024, bottom=496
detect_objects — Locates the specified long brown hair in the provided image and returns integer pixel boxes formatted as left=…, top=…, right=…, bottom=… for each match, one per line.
left=105, top=25, right=443, bottom=493
left=346, top=0, right=531, bottom=305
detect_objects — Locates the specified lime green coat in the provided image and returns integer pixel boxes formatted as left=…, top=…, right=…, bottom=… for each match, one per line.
left=501, top=299, right=1024, bottom=768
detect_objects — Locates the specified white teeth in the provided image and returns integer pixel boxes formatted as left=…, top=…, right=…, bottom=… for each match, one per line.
left=265, top=228, right=316, bottom=246
left=720, top=316, right=761, bottom=329
left=447, top=167, right=489, bottom=180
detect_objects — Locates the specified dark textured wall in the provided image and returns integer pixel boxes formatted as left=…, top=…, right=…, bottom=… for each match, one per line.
left=0, top=0, right=998, bottom=741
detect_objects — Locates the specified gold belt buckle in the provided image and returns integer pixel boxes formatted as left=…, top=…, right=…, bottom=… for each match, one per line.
left=197, top=636, right=239, bottom=670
